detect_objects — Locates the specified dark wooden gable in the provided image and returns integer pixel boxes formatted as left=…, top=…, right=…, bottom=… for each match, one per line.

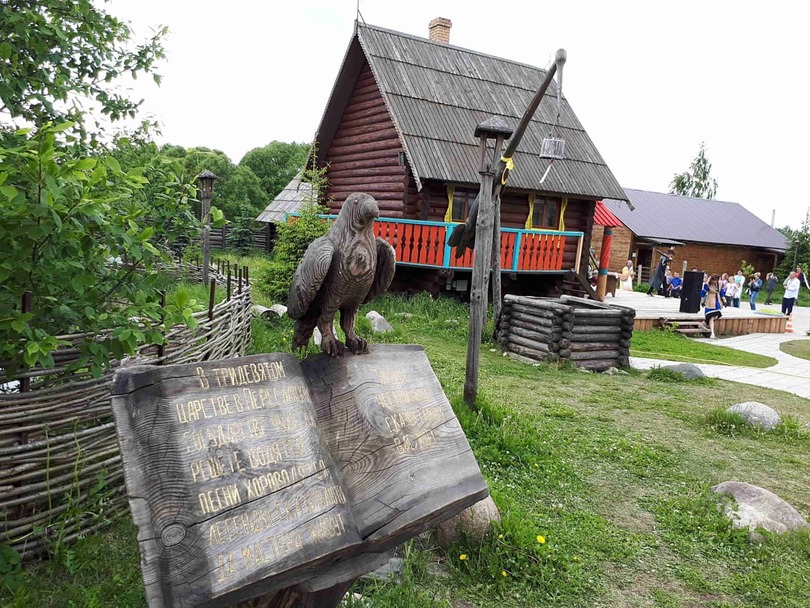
left=323, top=62, right=408, bottom=218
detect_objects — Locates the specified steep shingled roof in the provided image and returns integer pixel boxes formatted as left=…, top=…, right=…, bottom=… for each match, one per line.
left=601, top=189, right=789, bottom=251
left=315, top=23, right=626, bottom=201
left=256, top=172, right=311, bottom=223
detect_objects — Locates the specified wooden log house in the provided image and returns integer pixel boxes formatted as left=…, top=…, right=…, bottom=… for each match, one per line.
left=308, top=19, right=628, bottom=294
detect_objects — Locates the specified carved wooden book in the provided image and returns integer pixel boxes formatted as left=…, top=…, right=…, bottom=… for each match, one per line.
left=112, top=345, right=488, bottom=608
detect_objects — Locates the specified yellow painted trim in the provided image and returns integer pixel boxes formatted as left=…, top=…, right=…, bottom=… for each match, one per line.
left=444, top=185, right=455, bottom=223
left=559, top=197, right=568, bottom=231
left=525, top=193, right=535, bottom=229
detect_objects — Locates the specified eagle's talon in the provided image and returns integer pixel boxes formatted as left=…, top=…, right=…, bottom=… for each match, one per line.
left=321, top=334, right=345, bottom=357
left=346, top=336, right=368, bottom=354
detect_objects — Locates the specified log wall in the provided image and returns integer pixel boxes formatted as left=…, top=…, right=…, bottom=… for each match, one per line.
left=498, top=294, right=635, bottom=371
left=324, top=63, right=407, bottom=217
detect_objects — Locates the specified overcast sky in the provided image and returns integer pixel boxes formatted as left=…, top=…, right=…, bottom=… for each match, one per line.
left=109, top=0, right=809, bottom=230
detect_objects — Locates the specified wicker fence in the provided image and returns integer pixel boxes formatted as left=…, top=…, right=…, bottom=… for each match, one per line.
left=0, top=265, right=253, bottom=557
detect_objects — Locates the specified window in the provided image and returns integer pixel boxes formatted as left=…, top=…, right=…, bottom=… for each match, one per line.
left=531, top=197, right=561, bottom=229
left=448, top=188, right=475, bottom=222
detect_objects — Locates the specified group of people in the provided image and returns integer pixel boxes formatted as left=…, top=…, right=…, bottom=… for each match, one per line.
left=700, top=269, right=807, bottom=337
left=638, top=248, right=808, bottom=338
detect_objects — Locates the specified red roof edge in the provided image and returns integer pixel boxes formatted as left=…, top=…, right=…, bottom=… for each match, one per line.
left=594, top=200, right=623, bottom=228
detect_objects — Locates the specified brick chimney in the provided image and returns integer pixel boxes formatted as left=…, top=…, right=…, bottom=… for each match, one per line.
left=428, top=17, right=452, bottom=44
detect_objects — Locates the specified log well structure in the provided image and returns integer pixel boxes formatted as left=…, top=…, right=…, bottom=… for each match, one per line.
left=498, top=294, right=635, bottom=371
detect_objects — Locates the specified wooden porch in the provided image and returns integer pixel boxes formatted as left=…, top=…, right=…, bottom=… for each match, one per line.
left=369, top=217, right=585, bottom=274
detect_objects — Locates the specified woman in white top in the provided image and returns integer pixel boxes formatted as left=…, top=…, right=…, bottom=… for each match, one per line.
left=782, top=272, right=801, bottom=316
left=619, top=260, right=635, bottom=290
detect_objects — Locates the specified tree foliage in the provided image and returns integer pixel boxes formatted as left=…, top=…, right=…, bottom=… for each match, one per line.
left=0, top=0, right=166, bottom=136
left=0, top=2, right=217, bottom=377
left=669, top=142, right=718, bottom=199
left=777, top=210, right=810, bottom=277
left=240, top=141, right=309, bottom=201
left=163, top=147, right=268, bottom=220
left=255, top=161, right=330, bottom=302
left=0, top=124, right=204, bottom=376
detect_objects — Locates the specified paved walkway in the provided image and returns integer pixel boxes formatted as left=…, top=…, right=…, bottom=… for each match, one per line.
left=631, top=308, right=810, bottom=399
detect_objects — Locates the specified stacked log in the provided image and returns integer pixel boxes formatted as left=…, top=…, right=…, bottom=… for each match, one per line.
left=498, top=295, right=574, bottom=363
left=498, top=295, right=635, bottom=371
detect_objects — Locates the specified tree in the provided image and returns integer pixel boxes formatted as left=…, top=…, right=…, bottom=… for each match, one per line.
left=0, top=1, right=166, bottom=137
left=167, top=147, right=268, bottom=220
left=0, top=124, right=200, bottom=376
left=0, top=2, right=212, bottom=377
left=240, top=141, right=310, bottom=200
left=777, top=209, right=810, bottom=277
left=669, top=142, right=719, bottom=199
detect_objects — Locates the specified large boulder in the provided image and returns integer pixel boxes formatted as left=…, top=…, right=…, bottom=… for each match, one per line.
left=660, top=363, right=704, bottom=379
left=434, top=496, right=500, bottom=549
left=366, top=311, right=394, bottom=333
left=727, top=402, right=781, bottom=431
left=710, top=481, right=808, bottom=534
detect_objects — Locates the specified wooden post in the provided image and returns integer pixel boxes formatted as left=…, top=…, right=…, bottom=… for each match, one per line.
left=238, top=266, right=243, bottom=294
left=157, top=290, right=166, bottom=361
left=488, top=133, right=506, bottom=338
left=464, top=167, right=495, bottom=408
left=227, top=268, right=232, bottom=301
left=208, top=280, right=216, bottom=322
left=636, top=265, right=643, bottom=285
left=197, top=170, right=218, bottom=286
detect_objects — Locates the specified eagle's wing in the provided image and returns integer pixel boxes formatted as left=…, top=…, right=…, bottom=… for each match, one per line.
left=287, top=236, right=334, bottom=319
left=363, top=238, right=396, bottom=304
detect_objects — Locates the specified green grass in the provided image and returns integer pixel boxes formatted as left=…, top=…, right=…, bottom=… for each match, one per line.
left=6, top=291, right=810, bottom=608
left=781, top=339, right=810, bottom=361
left=631, top=329, right=778, bottom=368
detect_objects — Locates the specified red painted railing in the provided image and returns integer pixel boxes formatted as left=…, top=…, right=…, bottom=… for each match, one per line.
left=369, top=218, right=582, bottom=273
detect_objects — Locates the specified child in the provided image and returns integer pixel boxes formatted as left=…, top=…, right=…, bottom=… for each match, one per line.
left=700, top=274, right=725, bottom=339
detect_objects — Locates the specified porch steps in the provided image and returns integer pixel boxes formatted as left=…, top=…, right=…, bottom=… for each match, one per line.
left=660, top=318, right=710, bottom=337
left=561, top=270, right=597, bottom=300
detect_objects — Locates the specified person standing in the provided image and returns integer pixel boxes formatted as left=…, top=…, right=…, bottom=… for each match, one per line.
left=764, top=272, right=778, bottom=305
left=619, top=260, right=635, bottom=291
left=782, top=272, right=801, bottom=316
left=797, top=266, right=810, bottom=289
left=725, top=277, right=740, bottom=308
left=748, top=272, right=762, bottom=310
left=700, top=275, right=725, bottom=339
left=647, top=248, right=674, bottom=296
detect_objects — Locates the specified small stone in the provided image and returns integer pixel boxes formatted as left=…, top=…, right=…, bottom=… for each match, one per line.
left=360, top=557, right=404, bottom=583
left=269, top=303, right=287, bottom=317
left=711, top=481, right=808, bottom=534
left=603, top=367, right=619, bottom=375
left=578, top=368, right=593, bottom=373
left=427, top=561, right=450, bottom=578
left=727, top=402, right=782, bottom=431
left=312, top=327, right=337, bottom=346
left=660, top=363, right=704, bottom=379
left=366, top=311, right=394, bottom=333
left=435, top=496, right=501, bottom=549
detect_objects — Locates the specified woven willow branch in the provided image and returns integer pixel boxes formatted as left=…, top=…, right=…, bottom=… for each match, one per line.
left=0, top=266, right=253, bottom=557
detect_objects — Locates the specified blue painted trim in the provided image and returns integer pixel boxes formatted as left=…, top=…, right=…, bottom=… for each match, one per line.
left=512, top=232, right=523, bottom=272
left=598, top=268, right=609, bottom=275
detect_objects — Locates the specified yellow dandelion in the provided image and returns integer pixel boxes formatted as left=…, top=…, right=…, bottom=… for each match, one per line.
left=536, top=535, right=546, bottom=544
left=573, top=556, right=580, bottom=562
left=498, top=534, right=504, bottom=540
left=501, top=570, right=508, bottom=577
left=459, top=554, right=467, bottom=561
left=534, top=463, right=539, bottom=468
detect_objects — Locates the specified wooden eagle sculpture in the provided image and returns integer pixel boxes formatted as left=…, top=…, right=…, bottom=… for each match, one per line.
left=288, top=193, right=396, bottom=357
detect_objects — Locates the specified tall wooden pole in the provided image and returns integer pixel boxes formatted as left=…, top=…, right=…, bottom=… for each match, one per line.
left=464, top=166, right=495, bottom=408
left=197, top=170, right=218, bottom=286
